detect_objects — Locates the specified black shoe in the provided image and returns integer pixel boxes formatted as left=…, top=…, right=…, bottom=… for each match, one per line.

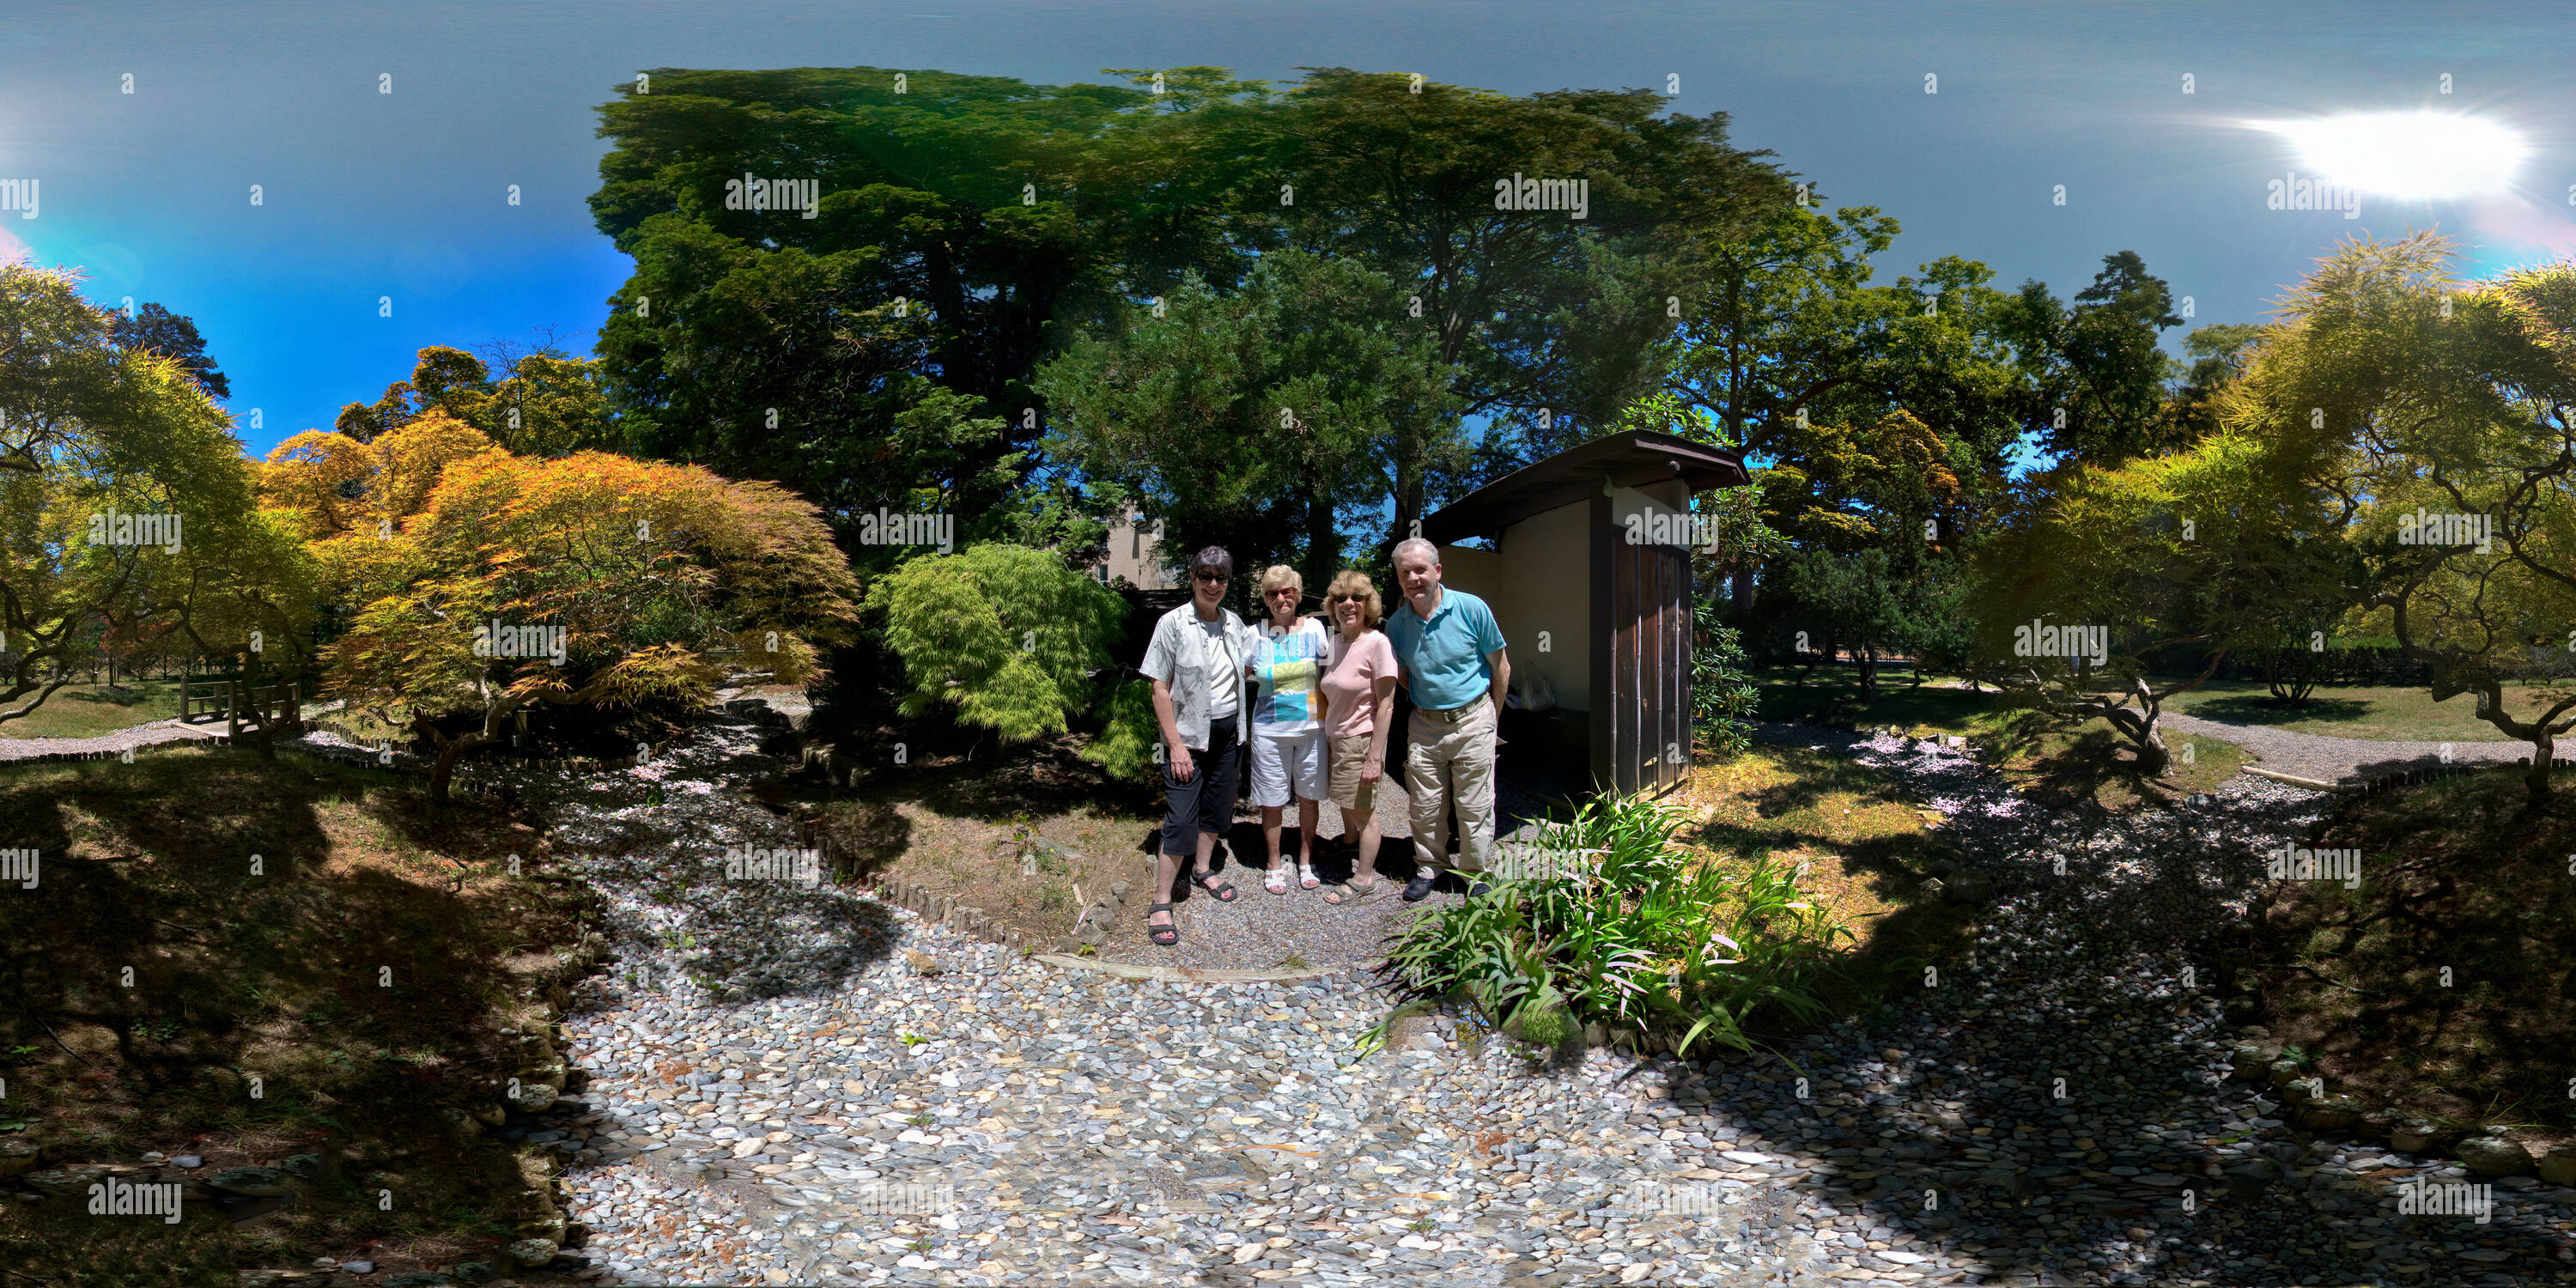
left=1467, top=880, right=1492, bottom=900
left=1402, top=874, right=1437, bottom=902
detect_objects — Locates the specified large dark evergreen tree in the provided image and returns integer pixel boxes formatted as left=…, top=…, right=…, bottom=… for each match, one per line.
left=109, top=301, right=228, bottom=399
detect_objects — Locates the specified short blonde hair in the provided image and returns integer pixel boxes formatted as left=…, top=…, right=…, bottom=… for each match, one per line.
left=1259, top=565, right=1303, bottom=597
left=1324, top=569, right=1383, bottom=629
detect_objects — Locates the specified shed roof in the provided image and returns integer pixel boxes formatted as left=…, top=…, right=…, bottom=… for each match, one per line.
left=1420, top=430, right=1753, bottom=544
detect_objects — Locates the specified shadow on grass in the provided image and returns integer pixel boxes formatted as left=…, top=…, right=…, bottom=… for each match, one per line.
left=1686, top=745, right=1976, bottom=1025
left=2187, top=694, right=2372, bottom=726
left=1974, top=709, right=2248, bottom=812
left=2244, top=768, right=2576, bottom=1134
left=830, top=714, right=1156, bottom=826
left=0, top=743, right=592, bottom=1279
left=1754, top=676, right=1996, bottom=732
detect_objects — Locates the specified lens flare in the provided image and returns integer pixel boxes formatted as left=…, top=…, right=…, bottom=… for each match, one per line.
left=2256, top=112, right=2528, bottom=200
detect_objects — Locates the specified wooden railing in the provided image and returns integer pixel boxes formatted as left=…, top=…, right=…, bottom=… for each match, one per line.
left=180, top=677, right=301, bottom=732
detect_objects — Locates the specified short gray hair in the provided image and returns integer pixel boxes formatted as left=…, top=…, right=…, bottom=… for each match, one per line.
left=1390, top=536, right=1440, bottom=568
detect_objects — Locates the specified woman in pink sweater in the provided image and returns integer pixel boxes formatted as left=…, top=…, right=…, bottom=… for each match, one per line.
left=1317, top=569, right=1398, bottom=902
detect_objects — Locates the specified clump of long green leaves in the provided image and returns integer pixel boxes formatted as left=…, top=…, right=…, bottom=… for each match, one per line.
left=1691, top=604, right=1760, bottom=758
left=1358, top=791, right=1855, bottom=1060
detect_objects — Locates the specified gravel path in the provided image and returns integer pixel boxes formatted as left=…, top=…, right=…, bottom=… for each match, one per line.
left=0, top=714, right=228, bottom=761
left=2162, top=710, right=2535, bottom=783
left=493, top=711, right=2576, bottom=1287
left=1096, top=773, right=1501, bottom=972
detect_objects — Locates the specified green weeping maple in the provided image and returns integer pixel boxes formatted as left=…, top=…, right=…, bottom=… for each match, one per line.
left=866, top=544, right=1126, bottom=744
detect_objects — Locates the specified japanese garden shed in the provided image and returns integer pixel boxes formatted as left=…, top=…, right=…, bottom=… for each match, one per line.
left=1421, top=429, right=1752, bottom=799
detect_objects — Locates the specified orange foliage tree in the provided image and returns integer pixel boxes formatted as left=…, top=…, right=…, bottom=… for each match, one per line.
left=274, top=434, right=861, bottom=803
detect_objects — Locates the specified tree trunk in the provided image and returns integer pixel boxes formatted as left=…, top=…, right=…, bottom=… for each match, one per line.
left=430, top=739, right=461, bottom=805
left=2529, top=731, right=2557, bottom=809
left=1302, top=477, right=1339, bottom=605
left=2123, top=671, right=2174, bottom=777
left=240, top=654, right=276, bottom=759
left=1857, top=643, right=1879, bottom=702
left=2132, top=719, right=2172, bottom=777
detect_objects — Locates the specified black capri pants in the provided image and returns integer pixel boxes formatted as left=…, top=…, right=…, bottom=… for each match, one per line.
left=1161, top=720, right=1242, bottom=857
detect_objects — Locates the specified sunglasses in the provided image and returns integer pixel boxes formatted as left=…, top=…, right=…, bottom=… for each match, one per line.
left=1193, top=570, right=1226, bottom=583
left=1329, top=593, right=1364, bottom=604
left=1266, top=587, right=1300, bottom=598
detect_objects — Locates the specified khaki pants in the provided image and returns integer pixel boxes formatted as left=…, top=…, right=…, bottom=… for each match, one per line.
left=1405, top=700, right=1497, bottom=874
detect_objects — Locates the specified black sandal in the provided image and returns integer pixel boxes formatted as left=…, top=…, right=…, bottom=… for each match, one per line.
left=1147, top=902, right=1178, bottom=945
left=1189, top=871, right=1238, bottom=902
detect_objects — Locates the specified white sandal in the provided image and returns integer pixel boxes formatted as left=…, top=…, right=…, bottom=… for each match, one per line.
left=1265, top=866, right=1290, bottom=896
left=1298, top=863, right=1320, bottom=890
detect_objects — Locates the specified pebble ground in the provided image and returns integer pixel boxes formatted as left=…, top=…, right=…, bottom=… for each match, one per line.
left=506, top=712, right=2576, bottom=1286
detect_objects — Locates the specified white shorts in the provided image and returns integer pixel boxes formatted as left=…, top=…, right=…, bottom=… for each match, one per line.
left=1249, top=727, right=1327, bottom=808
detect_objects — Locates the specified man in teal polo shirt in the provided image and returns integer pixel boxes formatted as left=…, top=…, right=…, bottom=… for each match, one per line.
left=1384, top=537, right=1511, bottom=902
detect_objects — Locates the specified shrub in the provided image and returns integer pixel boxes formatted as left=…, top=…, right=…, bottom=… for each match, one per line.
left=1364, top=791, right=1855, bottom=1060
left=867, top=544, right=1127, bottom=743
left=1079, top=676, right=1162, bottom=782
left=1692, top=605, right=1759, bottom=758
left=1514, top=999, right=1575, bottom=1048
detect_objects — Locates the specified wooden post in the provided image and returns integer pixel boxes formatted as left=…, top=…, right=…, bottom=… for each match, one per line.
left=226, top=679, right=240, bottom=738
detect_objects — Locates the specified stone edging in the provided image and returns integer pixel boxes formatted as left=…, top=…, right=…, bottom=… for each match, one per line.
left=0, top=726, right=238, bottom=765
left=2242, top=766, right=2340, bottom=791
left=1027, top=952, right=1356, bottom=984
left=862, top=873, right=1045, bottom=955
left=2244, top=756, right=2576, bottom=796
left=2222, top=1030, right=2576, bottom=1184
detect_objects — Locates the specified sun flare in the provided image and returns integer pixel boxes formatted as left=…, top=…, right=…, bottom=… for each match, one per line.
left=2256, top=111, right=2529, bottom=199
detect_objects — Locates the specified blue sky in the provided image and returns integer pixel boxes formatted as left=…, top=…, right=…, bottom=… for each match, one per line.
left=5, top=0, right=2575, bottom=459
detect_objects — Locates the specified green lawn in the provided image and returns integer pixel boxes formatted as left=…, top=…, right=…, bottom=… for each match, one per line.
left=2160, top=677, right=2567, bottom=742
left=1760, top=664, right=2568, bottom=745
left=1751, top=665, right=1994, bottom=733
left=1969, top=706, right=2251, bottom=811
left=1750, top=665, right=2251, bottom=811
left=0, top=677, right=186, bottom=738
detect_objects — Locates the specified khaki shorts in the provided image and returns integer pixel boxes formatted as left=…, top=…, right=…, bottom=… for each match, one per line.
left=1327, top=734, right=1380, bottom=812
